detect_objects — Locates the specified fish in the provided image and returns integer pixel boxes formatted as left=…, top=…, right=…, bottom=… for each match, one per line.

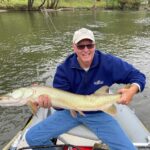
left=0, top=86, right=121, bottom=116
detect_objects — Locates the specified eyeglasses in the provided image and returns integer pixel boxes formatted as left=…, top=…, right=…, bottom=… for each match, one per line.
left=76, top=44, right=95, bottom=50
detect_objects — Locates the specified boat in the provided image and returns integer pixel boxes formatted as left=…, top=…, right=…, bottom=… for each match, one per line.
left=2, top=104, right=150, bottom=150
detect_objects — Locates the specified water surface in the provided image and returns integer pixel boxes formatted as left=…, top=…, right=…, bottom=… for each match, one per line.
left=0, top=10, right=150, bottom=148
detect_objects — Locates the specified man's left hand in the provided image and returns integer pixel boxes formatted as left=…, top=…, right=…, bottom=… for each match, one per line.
left=117, top=84, right=139, bottom=105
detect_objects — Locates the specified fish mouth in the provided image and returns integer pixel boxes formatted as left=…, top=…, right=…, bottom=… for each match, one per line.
left=0, top=96, right=5, bottom=100
left=0, top=96, right=10, bottom=102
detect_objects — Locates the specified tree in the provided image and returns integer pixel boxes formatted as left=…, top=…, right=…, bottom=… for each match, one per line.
left=118, top=0, right=141, bottom=10
left=148, top=0, right=150, bottom=7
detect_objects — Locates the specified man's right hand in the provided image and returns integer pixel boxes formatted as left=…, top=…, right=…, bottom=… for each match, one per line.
left=34, top=95, right=52, bottom=108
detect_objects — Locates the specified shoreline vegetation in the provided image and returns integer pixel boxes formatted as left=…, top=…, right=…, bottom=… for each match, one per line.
left=0, top=0, right=150, bottom=12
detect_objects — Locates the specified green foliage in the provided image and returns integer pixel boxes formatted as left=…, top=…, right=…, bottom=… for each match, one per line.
left=0, top=0, right=41, bottom=10
left=0, top=0, right=142, bottom=10
left=118, top=0, right=141, bottom=10
left=0, top=0, right=106, bottom=9
left=105, top=0, right=119, bottom=9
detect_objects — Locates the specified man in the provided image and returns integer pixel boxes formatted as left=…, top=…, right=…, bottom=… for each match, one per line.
left=26, top=28, right=146, bottom=150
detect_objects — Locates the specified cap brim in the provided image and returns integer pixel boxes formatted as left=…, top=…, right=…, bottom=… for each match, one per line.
left=75, top=36, right=94, bottom=44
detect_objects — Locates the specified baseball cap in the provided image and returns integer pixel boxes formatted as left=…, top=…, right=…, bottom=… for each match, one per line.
left=73, top=28, right=95, bottom=44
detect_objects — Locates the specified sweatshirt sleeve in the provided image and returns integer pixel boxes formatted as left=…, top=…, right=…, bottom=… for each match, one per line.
left=53, top=64, right=71, bottom=91
left=52, top=64, right=71, bottom=110
left=111, top=56, right=146, bottom=92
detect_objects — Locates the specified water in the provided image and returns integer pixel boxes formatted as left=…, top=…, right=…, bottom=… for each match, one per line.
left=0, top=10, right=150, bottom=148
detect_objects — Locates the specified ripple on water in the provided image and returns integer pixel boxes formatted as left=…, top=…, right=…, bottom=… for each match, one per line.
left=0, top=107, right=31, bottom=149
left=0, top=10, right=150, bottom=148
left=127, top=36, right=150, bottom=68
left=135, top=17, right=150, bottom=26
left=20, top=44, right=53, bottom=53
left=87, top=21, right=107, bottom=28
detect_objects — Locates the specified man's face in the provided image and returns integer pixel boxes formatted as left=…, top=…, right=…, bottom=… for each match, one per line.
left=73, top=39, right=95, bottom=67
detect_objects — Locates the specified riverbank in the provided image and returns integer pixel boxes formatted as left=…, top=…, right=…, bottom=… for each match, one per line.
left=0, top=0, right=149, bottom=12
left=0, top=0, right=104, bottom=11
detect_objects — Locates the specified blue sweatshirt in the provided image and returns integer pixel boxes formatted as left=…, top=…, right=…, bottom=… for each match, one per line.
left=53, top=50, right=146, bottom=95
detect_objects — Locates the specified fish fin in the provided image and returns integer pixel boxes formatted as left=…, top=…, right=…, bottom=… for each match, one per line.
left=78, top=110, right=86, bottom=116
left=94, top=86, right=109, bottom=96
left=70, top=110, right=77, bottom=117
left=70, top=110, right=86, bottom=117
left=27, top=100, right=38, bottom=115
left=102, top=104, right=117, bottom=116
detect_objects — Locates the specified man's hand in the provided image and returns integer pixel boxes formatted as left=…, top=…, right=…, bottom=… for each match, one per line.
left=34, top=95, right=52, bottom=108
left=117, top=84, right=139, bottom=105
left=31, top=83, right=52, bottom=108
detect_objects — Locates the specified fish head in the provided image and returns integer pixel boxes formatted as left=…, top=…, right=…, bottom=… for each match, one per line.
left=7, top=88, right=34, bottom=99
left=0, top=88, right=34, bottom=106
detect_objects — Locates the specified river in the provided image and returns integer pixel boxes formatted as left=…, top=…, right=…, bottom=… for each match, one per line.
left=0, top=10, right=150, bottom=148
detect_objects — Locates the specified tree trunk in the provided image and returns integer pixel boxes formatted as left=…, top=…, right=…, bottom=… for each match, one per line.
left=38, top=0, right=59, bottom=9
left=47, top=0, right=50, bottom=8
left=28, top=0, right=34, bottom=11
left=54, top=0, right=59, bottom=9
left=49, top=0, right=59, bottom=9
left=38, top=0, right=46, bottom=10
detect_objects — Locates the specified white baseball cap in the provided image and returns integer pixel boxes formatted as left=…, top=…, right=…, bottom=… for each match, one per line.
left=73, top=28, right=95, bottom=44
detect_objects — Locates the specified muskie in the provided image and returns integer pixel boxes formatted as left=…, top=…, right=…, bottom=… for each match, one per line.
left=0, top=86, right=121, bottom=116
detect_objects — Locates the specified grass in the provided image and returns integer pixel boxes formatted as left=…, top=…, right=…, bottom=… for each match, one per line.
left=0, top=0, right=143, bottom=10
left=0, top=0, right=107, bottom=10
left=58, top=0, right=106, bottom=8
left=0, top=0, right=41, bottom=10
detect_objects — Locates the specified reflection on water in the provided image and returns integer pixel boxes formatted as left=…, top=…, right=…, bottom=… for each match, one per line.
left=0, top=10, right=150, bottom=148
